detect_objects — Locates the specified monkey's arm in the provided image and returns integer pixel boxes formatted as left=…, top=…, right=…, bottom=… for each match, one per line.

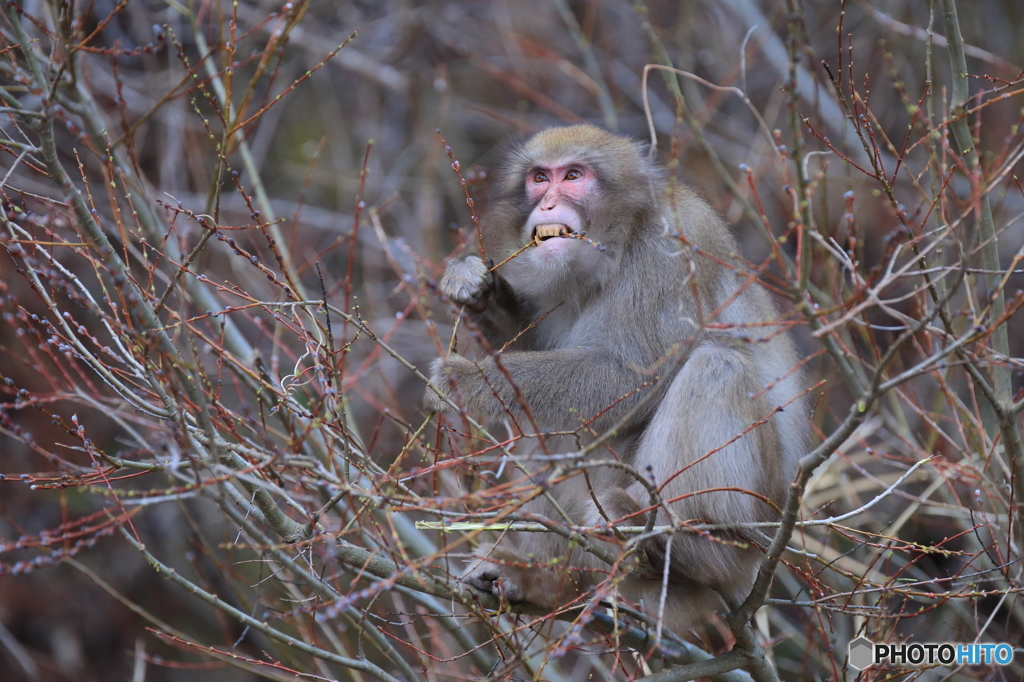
left=426, top=350, right=658, bottom=432
left=438, top=256, right=524, bottom=348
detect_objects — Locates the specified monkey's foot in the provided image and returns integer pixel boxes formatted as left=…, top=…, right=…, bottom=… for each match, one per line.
left=461, top=563, right=528, bottom=603
left=461, top=548, right=575, bottom=609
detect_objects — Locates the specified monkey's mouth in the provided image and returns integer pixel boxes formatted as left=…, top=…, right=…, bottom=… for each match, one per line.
left=531, top=224, right=574, bottom=246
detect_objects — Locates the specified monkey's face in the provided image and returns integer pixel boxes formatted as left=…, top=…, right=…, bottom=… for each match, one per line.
left=521, top=161, right=592, bottom=266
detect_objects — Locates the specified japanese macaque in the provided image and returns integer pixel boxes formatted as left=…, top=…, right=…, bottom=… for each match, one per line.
left=426, top=125, right=806, bottom=634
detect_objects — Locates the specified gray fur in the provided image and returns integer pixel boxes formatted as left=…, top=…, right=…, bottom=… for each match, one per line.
left=438, top=255, right=492, bottom=309
left=427, top=125, right=807, bottom=635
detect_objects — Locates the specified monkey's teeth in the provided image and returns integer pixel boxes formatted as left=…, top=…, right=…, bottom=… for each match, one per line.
left=532, top=224, right=571, bottom=244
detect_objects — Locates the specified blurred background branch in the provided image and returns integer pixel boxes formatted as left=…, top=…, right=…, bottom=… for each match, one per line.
left=0, top=0, right=1022, bottom=680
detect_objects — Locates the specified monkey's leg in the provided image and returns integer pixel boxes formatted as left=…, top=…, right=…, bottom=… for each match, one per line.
left=627, top=339, right=781, bottom=603
left=460, top=472, right=730, bottom=634
left=461, top=441, right=639, bottom=609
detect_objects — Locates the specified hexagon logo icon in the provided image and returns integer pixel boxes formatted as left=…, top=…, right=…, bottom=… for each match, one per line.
left=849, top=637, right=874, bottom=670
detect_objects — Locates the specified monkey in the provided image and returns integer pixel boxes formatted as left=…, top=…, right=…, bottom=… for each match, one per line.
left=425, top=124, right=806, bottom=634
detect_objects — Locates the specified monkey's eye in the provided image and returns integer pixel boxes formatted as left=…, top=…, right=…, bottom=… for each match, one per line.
left=533, top=171, right=549, bottom=183
left=565, top=169, right=582, bottom=180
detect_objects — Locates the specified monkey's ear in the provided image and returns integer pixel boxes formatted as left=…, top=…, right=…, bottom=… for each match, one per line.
left=630, top=138, right=667, bottom=186
left=476, top=134, right=529, bottom=199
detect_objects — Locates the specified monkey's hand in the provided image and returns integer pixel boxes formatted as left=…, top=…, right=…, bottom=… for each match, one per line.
left=423, top=354, right=475, bottom=413
left=439, top=256, right=493, bottom=313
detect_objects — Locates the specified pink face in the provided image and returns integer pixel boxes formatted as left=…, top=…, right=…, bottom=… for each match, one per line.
left=523, top=161, right=595, bottom=258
